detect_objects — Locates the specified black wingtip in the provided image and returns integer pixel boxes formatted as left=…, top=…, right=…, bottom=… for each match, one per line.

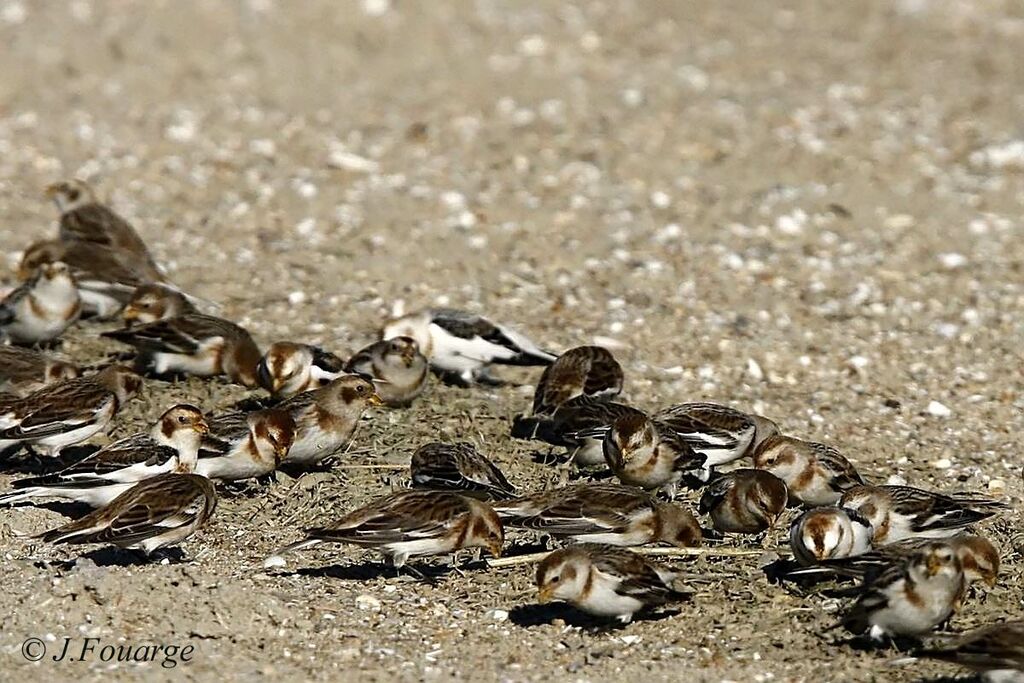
left=510, top=415, right=540, bottom=440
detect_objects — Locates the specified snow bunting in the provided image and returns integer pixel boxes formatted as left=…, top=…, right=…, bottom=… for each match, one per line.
left=0, top=365, right=141, bottom=456
left=698, top=469, right=789, bottom=535
left=37, top=472, right=217, bottom=556
left=267, top=489, right=504, bottom=568
left=0, top=261, right=81, bottom=345
left=602, top=413, right=707, bottom=496
left=344, top=336, right=429, bottom=407
left=839, top=484, right=1007, bottom=545
left=410, top=441, right=517, bottom=499
left=916, top=621, right=1024, bottom=682
left=789, top=535, right=1000, bottom=588
left=652, top=403, right=779, bottom=482
left=274, top=374, right=381, bottom=466
left=19, top=239, right=164, bottom=319
left=0, top=403, right=208, bottom=507
left=0, top=346, right=78, bottom=396
left=198, top=408, right=295, bottom=480
left=102, top=305, right=261, bottom=387
left=789, top=506, right=874, bottom=566
left=753, top=434, right=865, bottom=506
left=494, top=483, right=702, bottom=548
left=256, top=341, right=346, bottom=398
left=841, top=541, right=966, bottom=641
left=511, top=395, right=646, bottom=466
left=120, top=283, right=196, bottom=326
left=381, top=307, right=555, bottom=386
left=531, top=345, right=623, bottom=415
left=45, top=179, right=158, bottom=269
left=536, top=544, right=689, bottom=623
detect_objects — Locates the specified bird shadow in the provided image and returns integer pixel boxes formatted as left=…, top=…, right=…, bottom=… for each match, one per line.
left=839, top=634, right=924, bottom=653
left=283, top=558, right=489, bottom=584
left=509, top=603, right=682, bottom=629
left=46, top=546, right=187, bottom=568
left=231, top=395, right=280, bottom=412
left=0, top=445, right=99, bottom=475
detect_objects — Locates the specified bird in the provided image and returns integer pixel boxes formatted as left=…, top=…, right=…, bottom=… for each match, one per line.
left=0, top=346, right=79, bottom=396
left=18, top=239, right=164, bottom=319
left=344, top=336, right=429, bottom=407
left=602, top=412, right=707, bottom=496
left=381, top=307, right=556, bottom=386
left=255, top=341, right=346, bottom=398
left=101, top=300, right=261, bottom=387
left=119, top=283, right=196, bottom=326
left=272, top=374, right=381, bottom=466
left=493, top=483, right=702, bottom=548
left=840, top=541, right=966, bottom=641
left=265, top=489, right=504, bottom=570
left=649, top=403, right=779, bottom=482
left=0, top=403, right=208, bottom=508
left=409, top=442, right=517, bottom=499
left=0, top=261, right=81, bottom=345
left=45, top=179, right=159, bottom=269
left=36, top=472, right=217, bottom=557
left=839, top=484, right=1008, bottom=545
left=536, top=544, right=690, bottom=623
left=752, top=434, right=864, bottom=506
left=0, top=365, right=141, bottom=457
left=789, top=506, right=875, bottom=566
left=915, top=621, right=1024, bottom=682
left=530, top=345, right=623, bottom=415
left=198, top=408, right=296, bottom=481
left=787, top=535, right=1000, bottom=588
left=511, top=395, right=647, bottom=467
left=698, top=469, right=789, bottom=535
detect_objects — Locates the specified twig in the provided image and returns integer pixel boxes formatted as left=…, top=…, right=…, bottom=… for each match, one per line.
left=486, top=545, right=789, bottom=569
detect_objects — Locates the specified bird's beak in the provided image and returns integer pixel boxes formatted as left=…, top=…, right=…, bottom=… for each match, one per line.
left=537, top=586, right=554, bottom=604
left=487, top=540, right=503, bottom=559
left=926, top=556, right=942, bottom=577
left=196, top=422, right=210, bottom=435
left=367, top=393, right=384, bottom=406
left=985, top=574, right=998, bottom=588
left=44, top=183, right=60, bottom=199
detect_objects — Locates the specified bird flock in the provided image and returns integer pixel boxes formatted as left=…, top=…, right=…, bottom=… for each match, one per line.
left=0, top=180, right=1021, bottom=680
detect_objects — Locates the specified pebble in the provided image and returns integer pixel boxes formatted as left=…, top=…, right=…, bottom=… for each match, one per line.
left=746, top=358, right=765, bottom=382
left=926, top=400, right=952, bottom=418
left=987, top=479, right=1006, bottom=495
left=933, top=458, right=953, bottom=469
left=355, top=595, right=382, bottom=612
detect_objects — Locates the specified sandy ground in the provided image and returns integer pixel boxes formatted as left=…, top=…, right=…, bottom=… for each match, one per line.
left=0, top=0, right=1023, bottom=680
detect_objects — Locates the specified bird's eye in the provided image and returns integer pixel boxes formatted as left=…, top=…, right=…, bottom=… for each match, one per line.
left=550, top=575, right=560, bottom=583
left=177, top=415, right=187, bottom=424
left=356, top=384, right=367, bottom=394
left=68, top=189, right=80, bottom=201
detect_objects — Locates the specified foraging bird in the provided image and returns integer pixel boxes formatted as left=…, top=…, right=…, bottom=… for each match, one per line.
left=536, top=544, right=690, bottom=623
left=119, top=283, right=196, bottom=326
left=915, top=621, right=1024, bottom=682
left=511, top=395, right=646, bottom=467
left=753, top=434, right=864, bottom=506
left=19, top=239, right=165, bottom=318
left=382, top=307, right=555, bottom=386
left=344, top=336, right=429, bottom=407
left=0, top=346, right=78, bottom=396
left=0, top=261, right=81, bottom=345
left=839, top=484, right=1007, bottom=545
left=0, top=365, right=141, bottom=457
left=37, top=472, right=217, bottom=556
left=841, top=542, right=966, bottom=641
left=651, top=403, right=779, bottom=482
left=602, top=412, right=707, bottom=496
left=494, top=483, right=702, bottom=548
left=198, top=408, right=296, bottom=480
left=789, top=506, right=874, bottom=566
left=45, top=179, right=158, bottom=269
left=256, top=341, right=346, bottom=398
left=0, top=403, right=208, bottom=507
left=102, top=301, right=261, bottom=387
left=410, top=442, right=517, bottom=499
left=273, top=374, right=381, bottom=466
left=530, top=345, right=623, bottom=415
left=698, top=469, right=789, bottom=535
left=266, top=489, right=504, bottom=569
